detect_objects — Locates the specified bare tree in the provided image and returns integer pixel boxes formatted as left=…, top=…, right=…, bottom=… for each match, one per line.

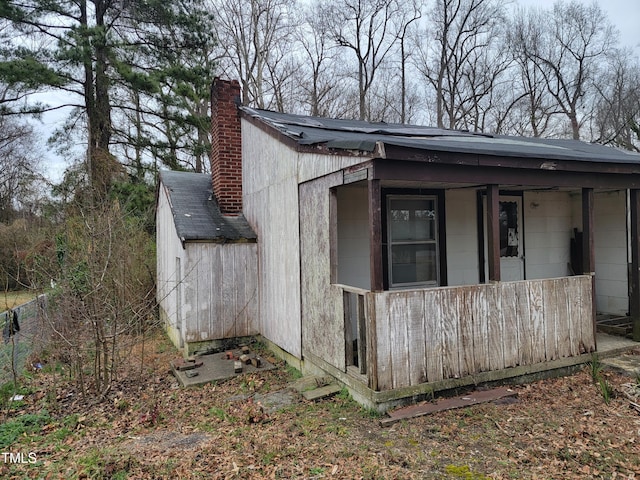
left=0, top=118, right=42, bottom=224
left=590, top=48, right=640, bottom=151
left=321, top=0, right=406, bottom=121
left=213, top=0, right=297, bottom=109
left=414, top=0, right=506, bottom=130
left=512, top=1, right=616, bottom=140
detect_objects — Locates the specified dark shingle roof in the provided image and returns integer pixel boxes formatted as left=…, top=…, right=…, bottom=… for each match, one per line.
left=242, top=107, right=640, bottom=165
left=159, top=170, right=256, bottom=243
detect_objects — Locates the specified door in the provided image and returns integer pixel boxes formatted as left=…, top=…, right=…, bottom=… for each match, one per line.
left=484, top=195, right=524, bottom=281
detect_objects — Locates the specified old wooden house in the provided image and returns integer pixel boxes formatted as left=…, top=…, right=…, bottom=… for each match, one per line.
left=157, top=78, right=640, bottom=410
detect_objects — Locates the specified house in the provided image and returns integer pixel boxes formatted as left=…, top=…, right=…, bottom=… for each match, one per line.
left=157, top=78, right=640, bottom=410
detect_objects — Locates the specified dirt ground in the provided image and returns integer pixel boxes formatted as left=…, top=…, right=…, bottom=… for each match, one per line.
left=1, top=331, right=640, bottom=479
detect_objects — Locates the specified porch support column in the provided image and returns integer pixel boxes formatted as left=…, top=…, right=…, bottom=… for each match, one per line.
left=582, top=187, right=597, bottom=347
left=368, top=179, right=384, bottom=292
left=630, top=189, right=640, bottom=341
left=486, top=184, right=500, bottom=282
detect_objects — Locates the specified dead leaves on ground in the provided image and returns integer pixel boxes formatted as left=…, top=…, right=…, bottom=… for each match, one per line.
left=4, top=333, right=640, bottom=479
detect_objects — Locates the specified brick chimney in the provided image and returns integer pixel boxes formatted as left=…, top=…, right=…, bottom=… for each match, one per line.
left=210, top=78, right=242, bottom=215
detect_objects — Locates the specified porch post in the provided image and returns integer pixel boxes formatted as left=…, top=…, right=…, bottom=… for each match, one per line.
left=582, top=187, right=597, bottom=347
left=487, top=184, right=500, bottom=282
left=368, top=179, right=384, bottom=292
left=630, top=189, right=640, bottom=341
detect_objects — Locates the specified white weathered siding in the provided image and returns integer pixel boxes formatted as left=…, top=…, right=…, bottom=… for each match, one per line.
left=242, top=119, right=371, bottom=360
left=242, top=121, right=304, bottom=358
left=445, top=189, right=479, bottom=286
left=524, top=191, right=572, bottom=279
left=337, top=185, right=370, bottom=290
left=182, top=243, right=258, bottom=342
left=156, top=181, right=185, bottom=347
left=370, top=276, right=594, bottom=391
left=300, top=172, right=346, bottom=370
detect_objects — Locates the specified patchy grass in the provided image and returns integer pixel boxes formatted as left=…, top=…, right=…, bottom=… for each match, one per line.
left=1, top=330, right=639, bottom=479
left=0, top=290, right=37, bottom=312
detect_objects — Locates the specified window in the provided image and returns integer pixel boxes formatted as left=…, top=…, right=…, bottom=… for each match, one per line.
left=499, top=201, right=518, bottom=257
left=387, top=196, right=439, bottom=287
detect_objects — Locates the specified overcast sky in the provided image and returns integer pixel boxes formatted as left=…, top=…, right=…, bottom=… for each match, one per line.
left=513, top=0, right=640, bottom=51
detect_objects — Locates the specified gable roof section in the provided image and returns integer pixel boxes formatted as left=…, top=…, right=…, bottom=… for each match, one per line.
left=242, top=107, right=640, bottom=166
left=159, top=170, right=256, bottom=244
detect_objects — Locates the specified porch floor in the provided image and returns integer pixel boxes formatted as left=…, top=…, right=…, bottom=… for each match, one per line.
left=596, top=332, right=638, bottom=356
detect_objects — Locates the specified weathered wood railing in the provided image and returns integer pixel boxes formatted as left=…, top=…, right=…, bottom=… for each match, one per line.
left=344, top=276, right=594, bottom=392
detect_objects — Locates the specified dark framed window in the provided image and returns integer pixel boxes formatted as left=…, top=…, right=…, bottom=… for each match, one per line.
left=386, top=195, right=440, bottom=288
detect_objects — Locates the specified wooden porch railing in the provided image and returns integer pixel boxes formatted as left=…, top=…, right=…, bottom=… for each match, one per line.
left=341, top=276, right=595, bottom=392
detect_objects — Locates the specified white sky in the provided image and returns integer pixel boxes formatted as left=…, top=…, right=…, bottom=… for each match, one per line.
left=514, top=0, right=640, bottom=51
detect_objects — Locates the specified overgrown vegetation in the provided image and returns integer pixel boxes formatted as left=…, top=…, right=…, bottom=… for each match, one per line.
left=588, top=353, right=615, bottom=404
left=0, top=333, right=639, bottom=479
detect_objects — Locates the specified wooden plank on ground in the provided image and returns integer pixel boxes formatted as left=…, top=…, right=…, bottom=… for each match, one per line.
left=380, top=386, right=518, bottom=427
left=302, top=384, right=341, bottom=401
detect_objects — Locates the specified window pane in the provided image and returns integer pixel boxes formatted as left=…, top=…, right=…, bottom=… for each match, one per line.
left=391, top=244, right=437, bottom=285
left=389, top=198, right=436, bottom=241
left=499, top=201, right=518, bottom=257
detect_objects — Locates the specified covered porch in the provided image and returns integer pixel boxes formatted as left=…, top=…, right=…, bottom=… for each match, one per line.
left=299, top=151, right=640, bottom=410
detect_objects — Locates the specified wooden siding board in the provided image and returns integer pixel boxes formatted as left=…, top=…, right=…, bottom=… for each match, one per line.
left=424, top=289, right=444, bottom=382
left=501, top=282, right=519, bottom=368
left=556, top=277, right=572, bottom=358
left=543, top=279, right=560, bottom=361
left=567, top=277, right=581, bottom=356
left=515, top=281, right=533, bottom=366
left=581, top=276, right=596, bottom=352
left=389, top=293, right=410, bottom=389
left=375, top=293, right=393, bottom=391
left=486, top=284, right=505, bottom=371
left=474, top=285, right=490, bottom=373
left=529, top=280, right=546, bottom=364
left=243, top=122, right=302, bottom=358
left=299, top=172, right=346, bottom=371
left=366, top=293, right=379, bottom=390
left=406, top=292, right=427, bottom=386
left=442, top=288, right=461, bottom=379
left=459, top=287, right=475, bottom=377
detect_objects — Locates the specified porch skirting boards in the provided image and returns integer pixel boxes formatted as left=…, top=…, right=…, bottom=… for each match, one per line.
left=301, top=338, right=636, bottom=413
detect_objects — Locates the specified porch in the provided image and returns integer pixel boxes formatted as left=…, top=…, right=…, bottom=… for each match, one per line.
left=339, top=275, right=595, bottom=391
left=309, top=278, right=637, bottom=411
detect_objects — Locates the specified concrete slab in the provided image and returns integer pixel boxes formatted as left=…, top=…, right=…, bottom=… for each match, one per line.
left=172, top=348, right=275, bottom=387
left=602, top=350, right=640, bottom=378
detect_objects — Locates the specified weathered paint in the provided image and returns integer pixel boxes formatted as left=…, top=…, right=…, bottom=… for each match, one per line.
left=362, top=276, right=594, bottom=391
left=156, top=181, right=183, bottom=344
left=299, top=172, right=346, bottom=371
left=156, top=179, right=258, bottom=353
left=242, top=119, right=371, bottom=361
